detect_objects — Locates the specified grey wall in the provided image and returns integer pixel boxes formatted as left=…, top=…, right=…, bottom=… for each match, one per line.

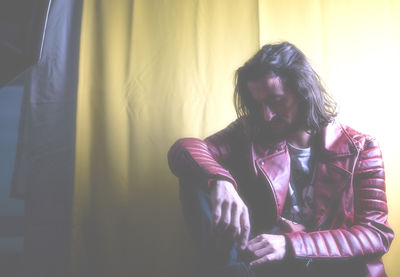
left=0, top=79, right=25, bottom=263
left=0, top=85, right=24, bottom=215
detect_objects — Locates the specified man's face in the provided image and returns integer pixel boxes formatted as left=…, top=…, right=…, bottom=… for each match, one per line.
left=247, top=75, right=301, bottom=141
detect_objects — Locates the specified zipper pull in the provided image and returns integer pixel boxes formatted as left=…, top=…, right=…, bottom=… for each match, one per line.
left=306, top=258, right=313, bottom=268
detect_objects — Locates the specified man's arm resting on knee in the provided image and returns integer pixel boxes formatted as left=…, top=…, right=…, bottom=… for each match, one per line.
left=167, top=120, right=251, bottom=247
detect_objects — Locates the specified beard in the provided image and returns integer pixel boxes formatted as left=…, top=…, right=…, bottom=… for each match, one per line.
left=249, top=115, right=300, bottom=146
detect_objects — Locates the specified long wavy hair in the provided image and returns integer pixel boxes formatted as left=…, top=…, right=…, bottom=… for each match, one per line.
left=234, top=42, right=337, bottom=140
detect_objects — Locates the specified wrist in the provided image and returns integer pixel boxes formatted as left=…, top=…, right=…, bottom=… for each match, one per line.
left=208, top=175, right=237, bottom=190
left=213, top=178, right=235, bottom=190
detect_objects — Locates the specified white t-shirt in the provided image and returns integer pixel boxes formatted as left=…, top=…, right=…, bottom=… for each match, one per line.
left=282, top=143, right=315, bottom=228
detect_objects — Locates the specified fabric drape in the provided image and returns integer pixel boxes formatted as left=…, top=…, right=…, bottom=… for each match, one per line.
left=73, top=1, right=259, bottom=276
left=72, top=0, right=400, bottom=276
left=11, top=0, right=83, bottom=276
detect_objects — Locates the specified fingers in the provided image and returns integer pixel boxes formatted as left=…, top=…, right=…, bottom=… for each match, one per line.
left=247, top=234, right=287, bottom=265
left=218, top=201, right=231, bottom=232
left=247, top=235, right=269, bottom=253
left=239, top=209, right=250, bottom=249
left=211, top=198, right=222, bottom=234
left=247, top=235, right=274, bottom=267
left=248, top=234, right=263, bottom=245
left=216, top=202, right=242, bottom=237
left=248, top=240, right=273, bottom=259
left=210, top=180, right=250, bottom=246
left=230, top=202, right=241, bottom=238
left=249, top=253, right=276, bottom=267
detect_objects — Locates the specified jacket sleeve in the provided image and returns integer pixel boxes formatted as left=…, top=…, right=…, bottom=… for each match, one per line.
left=167, top=119, right=244, bottom=188
left=285, top=137, right=394, bottom=259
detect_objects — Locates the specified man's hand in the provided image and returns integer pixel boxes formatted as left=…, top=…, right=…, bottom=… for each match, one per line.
left=246, top=234, right=286, bottom=267
left=210, top=180, right=250, bottom=249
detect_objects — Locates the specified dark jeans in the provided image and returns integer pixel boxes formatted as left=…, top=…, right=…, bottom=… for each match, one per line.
left=179, top=180, right=368, bottom=277
left=179, top=180, right=254, bottom=277
left=179, top=180, right=296, bottom=277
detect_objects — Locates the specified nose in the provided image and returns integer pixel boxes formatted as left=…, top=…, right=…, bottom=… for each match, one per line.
left=262, top=104, right=275, bottom=122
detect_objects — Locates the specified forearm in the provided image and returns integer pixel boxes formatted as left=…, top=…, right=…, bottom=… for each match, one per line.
left=168, top=137, right=237, bottom=188
left=285, top=223, right=392, bottom=260
left=286, top=137, right=394, bottom=260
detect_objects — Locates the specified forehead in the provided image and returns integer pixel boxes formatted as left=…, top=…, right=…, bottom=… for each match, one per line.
left=247, top=75, right=285, bottom=100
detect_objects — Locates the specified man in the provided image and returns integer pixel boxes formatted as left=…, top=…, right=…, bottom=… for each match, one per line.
left=168, top=42, right=393, bottom=277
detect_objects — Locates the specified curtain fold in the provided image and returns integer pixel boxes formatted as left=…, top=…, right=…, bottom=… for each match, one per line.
left=10, top=0, right=83, bottom=276
left=73, top=0, right=260, bottom=276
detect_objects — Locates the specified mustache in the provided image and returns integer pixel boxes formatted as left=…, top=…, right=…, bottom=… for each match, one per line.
left=248, top=116, right=284, bottom=137
left=257, top=116, right=286, bottom=129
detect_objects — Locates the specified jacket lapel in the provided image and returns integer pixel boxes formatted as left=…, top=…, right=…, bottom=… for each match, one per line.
left=248, top=121, right=359, bottom=227
left=313, top=121, right=359, bottom=229
left=251, top=142, right=290, bottom=221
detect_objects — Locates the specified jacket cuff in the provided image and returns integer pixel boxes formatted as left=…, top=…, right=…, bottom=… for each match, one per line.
left=284, top=234, right=295, bottom=260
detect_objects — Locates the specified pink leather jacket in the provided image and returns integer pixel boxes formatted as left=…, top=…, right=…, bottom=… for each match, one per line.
left=168, top=118, right=394, bottom=277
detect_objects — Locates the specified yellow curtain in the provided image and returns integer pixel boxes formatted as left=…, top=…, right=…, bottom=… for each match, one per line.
left=73, top=0, right=400, bottom=276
